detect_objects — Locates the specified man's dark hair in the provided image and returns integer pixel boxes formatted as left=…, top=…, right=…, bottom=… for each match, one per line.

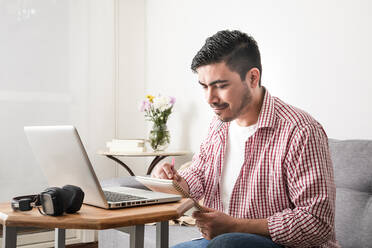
left=191, top=30, right=262, bottom=85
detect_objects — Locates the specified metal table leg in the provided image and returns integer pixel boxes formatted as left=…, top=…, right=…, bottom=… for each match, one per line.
left=55, top=228, right=66, bottom=248
left=106, top=155, right=135, bottom=176
left=156, top=221, right=169, bottom=248
left=106, top=154, right=169, bottom=176
left=116, top=224, right=145, bottom=248
left=2, top=226, right=16, bottom=248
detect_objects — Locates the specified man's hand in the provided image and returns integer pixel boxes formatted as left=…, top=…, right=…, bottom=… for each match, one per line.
left=151, top=162, right=181, bottom=181
left=151, top=162, right=190, bottom=194
left=193, top=207, right=270, bottom=240
left=192, top=206, right=237, bottom=240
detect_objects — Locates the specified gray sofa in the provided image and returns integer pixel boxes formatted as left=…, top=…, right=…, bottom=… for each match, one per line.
left=100, top=139, right=372, bottom=247
left=329, top=139, right=372, bottom=248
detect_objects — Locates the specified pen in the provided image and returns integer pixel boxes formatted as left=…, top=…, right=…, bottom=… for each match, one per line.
left=171, top=157, right=177, bottom=180
left=171, top=157, right=175, bottom=167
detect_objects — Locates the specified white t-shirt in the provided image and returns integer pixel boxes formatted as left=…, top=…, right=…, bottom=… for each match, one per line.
left=220, top=120, right=257, bottom=213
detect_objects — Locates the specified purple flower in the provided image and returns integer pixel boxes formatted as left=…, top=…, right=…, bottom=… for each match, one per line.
left=140, top=99, right=151, bottom=112
left=170, top=96, right=176, bottom=105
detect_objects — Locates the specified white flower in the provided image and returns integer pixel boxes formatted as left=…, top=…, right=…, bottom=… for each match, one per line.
left=153, top=95, right=171, bottom=112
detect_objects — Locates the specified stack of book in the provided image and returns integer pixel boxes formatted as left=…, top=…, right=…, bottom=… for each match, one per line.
left=106, top=139, right=146, bottom=153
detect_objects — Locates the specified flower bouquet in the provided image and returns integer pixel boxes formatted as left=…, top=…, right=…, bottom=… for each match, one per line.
left=140, top=94, right=176, bottom=151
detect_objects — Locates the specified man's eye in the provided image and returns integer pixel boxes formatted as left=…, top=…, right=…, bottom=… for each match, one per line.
left=217, top=84, right=227, bottom=89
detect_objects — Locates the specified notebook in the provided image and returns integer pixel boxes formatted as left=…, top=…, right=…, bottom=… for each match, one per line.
left=24, top=125, right=181, bottom=209
left=136, top=176, right=205, bottom=211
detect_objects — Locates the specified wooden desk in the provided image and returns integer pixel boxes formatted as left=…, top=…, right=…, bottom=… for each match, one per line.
left=0, top=199, right=193, bottom=248
left=99, top=150, right=190, bottom=176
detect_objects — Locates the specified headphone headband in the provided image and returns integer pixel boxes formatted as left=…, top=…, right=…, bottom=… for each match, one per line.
left=11, top=194, right=40, bottom=211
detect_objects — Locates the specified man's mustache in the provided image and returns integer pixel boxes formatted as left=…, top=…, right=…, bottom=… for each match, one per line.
left=210, top=103, right=229, bottom=109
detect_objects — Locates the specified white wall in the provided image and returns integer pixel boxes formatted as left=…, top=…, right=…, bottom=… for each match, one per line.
left=116, top=0, right=148, bottom=176
left=0, top=0, right=149, bottom=202
left=145, top=0, right=372, bottom=157
left=0, top=0, right=118, bottom=201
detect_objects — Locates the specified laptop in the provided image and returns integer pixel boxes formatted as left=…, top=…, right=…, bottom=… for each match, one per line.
left=24, top=125, right=181, bottom=209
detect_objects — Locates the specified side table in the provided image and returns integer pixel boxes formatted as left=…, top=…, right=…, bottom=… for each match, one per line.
left=98, top=151, right=190, bottom=176
left=0, top=199, right=193, bottom=248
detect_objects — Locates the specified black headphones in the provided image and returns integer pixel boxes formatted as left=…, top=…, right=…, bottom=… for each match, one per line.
left=11, top=185, right=84, bottom=216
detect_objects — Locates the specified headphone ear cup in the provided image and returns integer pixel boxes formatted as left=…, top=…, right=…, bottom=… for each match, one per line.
left=62, top=185, right=84, bottom=213
left=42, top=187, right=66, bottom=216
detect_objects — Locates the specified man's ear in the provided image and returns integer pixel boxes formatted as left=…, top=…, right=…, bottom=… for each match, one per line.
left=244, top=68, right=260, bottom=88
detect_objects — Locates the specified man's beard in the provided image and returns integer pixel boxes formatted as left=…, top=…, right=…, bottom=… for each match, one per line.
left=217, top=88, right=252, bottom=122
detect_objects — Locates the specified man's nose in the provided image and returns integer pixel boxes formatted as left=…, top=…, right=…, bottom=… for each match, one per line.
left=205, top=88, right=217, bottom=105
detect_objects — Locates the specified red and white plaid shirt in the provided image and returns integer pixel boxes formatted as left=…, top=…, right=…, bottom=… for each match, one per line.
left=179, top=89, right=339, bottom=248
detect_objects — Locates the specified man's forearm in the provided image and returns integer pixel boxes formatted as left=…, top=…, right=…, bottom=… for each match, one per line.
left=233, top=218, right=270, bottom=237
left=177, top=177, right=190, bottom=193
left=176, top=176, right=190, bottom=194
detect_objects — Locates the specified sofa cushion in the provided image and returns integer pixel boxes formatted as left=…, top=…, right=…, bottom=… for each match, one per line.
left=329, top=139, right=372, bottom=248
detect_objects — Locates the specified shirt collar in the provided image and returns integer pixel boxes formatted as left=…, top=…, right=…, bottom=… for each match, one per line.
left=256, top=87, right=276, bottom=130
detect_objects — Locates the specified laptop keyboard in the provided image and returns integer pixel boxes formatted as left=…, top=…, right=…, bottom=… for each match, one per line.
left=103, top=190, right=147, bottom=202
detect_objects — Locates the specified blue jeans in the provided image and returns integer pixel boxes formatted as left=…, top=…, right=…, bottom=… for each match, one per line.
left=172, top=233, right=284, bottom=248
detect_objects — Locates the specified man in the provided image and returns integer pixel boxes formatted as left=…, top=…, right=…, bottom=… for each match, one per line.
left=152, top=30, right=339, bottom=248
